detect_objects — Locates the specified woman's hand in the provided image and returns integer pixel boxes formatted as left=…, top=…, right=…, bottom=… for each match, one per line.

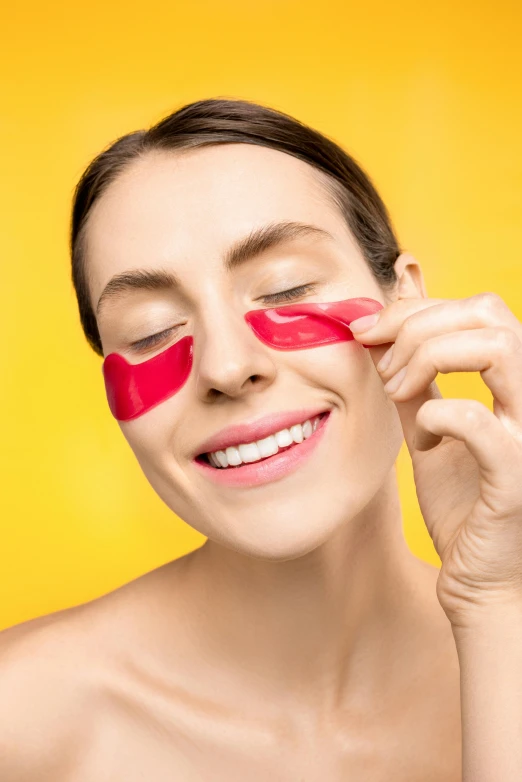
left=349, top=292, right=522, bottom=630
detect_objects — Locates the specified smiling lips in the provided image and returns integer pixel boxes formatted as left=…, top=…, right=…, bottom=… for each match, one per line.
left=193, top=410, right=332, bottom=488
left=194, top=405, right=331, bottom=458
left=102, top=297, right=383, bottom=422
left=207, top=415, right=321, bottom=468
left=205, top=412, right=326, bottom=467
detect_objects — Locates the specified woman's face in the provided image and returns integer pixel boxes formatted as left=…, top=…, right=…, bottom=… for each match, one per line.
left=86, top=143, right=404, bottom=559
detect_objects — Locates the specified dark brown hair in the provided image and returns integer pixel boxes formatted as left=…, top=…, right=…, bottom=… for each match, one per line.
left=70, top=97, right=402, bottom=356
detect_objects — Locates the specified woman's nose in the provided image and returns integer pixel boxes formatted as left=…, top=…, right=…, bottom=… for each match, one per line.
left=193, top=308, right=277, bottom=402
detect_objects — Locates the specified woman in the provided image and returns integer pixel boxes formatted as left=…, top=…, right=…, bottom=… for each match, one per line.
left=1, top=98, right=521, bottom=781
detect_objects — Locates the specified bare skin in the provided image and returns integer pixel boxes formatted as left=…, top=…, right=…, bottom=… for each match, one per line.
left=1, top=143, right=463, bottom=780
left=0, top=501, right=461, bottom=781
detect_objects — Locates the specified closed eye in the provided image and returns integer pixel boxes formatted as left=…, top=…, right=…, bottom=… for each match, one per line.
left=130, top=327, right=176, bottom=352
left=130, top=284, right=317, bottom=352
left=260, top=283, right=317, bottom=304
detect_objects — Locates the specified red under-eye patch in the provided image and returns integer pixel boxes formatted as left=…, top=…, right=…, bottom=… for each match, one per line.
left=102, top=296, right=383, bottom=421
left=102, top=335, right=194, bottom=422
left=243, top=296, right=383, bottom=350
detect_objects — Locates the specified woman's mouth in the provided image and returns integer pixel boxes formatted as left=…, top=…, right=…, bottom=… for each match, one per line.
left=193, top=411, right=331, bottom=488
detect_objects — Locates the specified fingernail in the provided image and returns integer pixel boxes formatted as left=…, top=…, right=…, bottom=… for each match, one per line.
left=349, top=313, right=380, bottom=333
left=384, top=366, right=407, bottom=394
left=376, top=345, right=393, bottom=372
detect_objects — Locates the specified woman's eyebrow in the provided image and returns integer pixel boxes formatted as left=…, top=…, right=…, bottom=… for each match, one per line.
left=95, top=220, right=334, bottom=318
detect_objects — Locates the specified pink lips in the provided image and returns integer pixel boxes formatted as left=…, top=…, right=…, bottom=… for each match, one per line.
left=194, top=405, right=331, bottom=458
left=193, top=410, right=331, bottom=488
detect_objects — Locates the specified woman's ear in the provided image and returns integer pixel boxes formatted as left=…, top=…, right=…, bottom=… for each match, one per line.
left=393, top=252, right=428, bottom=299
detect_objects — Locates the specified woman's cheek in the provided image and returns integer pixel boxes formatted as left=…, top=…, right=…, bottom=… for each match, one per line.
left=119, top=397, right=184, bottom=463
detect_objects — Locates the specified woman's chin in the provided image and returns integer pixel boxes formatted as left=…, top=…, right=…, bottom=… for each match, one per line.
left=205, top=516, right=344, bottom=562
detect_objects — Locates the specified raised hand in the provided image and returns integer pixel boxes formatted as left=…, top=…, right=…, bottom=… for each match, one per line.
left=349, top=292, right=522, bottom=630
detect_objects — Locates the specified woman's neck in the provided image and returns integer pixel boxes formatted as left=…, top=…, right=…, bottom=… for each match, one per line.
left=155, top=469, right=443, bottom=721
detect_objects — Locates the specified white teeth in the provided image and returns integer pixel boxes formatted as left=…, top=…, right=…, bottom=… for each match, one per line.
left=207, top=414, right=325, bottom=468
left=257, top=435, right=279, bottom=458
left=208, top=452, right=220, bottom=468
left=302, top=420, right=313, bottom=439
left=238, top=442, right=261, bottom=463
left=215, top=450, right=228, bottom=468
left=289, top=424, right=304, bottom=443
left=225, top=446, right=242, bottom=466
left=274, top=428, right=293, bottom=448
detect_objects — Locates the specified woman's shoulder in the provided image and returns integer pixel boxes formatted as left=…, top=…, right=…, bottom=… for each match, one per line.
left=0, top=563, right=192, bottom=780
left=0, top=595, right=133, bottom=780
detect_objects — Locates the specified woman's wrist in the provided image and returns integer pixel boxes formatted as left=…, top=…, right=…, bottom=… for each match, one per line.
left=450, top=599, right=522, bottom=782
left=449, top=596, right=522, bottom=644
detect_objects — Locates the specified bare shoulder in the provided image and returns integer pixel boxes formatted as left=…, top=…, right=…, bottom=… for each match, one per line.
left=0, top=558, right=193, bottom=781
left=0, top=599, right=122, bottom=781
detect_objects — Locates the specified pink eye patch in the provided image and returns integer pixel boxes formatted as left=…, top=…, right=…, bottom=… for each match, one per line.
left=244, top=296, right=383, bottom=350
left=102, top=334, right=194, bottom=423
left=102, top=296, right=383, bottom=421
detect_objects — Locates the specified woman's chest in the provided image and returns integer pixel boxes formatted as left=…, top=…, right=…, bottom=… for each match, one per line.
left=69, top=686, right=462, bottom=782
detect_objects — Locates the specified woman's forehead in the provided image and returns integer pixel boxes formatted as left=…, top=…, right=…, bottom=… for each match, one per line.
left=85, top=144, right=349, bottom=303
left=88, top=144, right=341, bottom=243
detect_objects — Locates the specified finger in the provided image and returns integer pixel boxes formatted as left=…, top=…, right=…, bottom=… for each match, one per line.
left=351, top=291, right=522, bottom=347
left=381, top=328, right=522, bottom=430
left=414, top=398, right=519, bottom=491
left=350, top=296, right=448, bottom=344
left=392, top=377, right=445, bottom=455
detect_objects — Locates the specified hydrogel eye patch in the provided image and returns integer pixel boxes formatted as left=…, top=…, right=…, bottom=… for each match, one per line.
left=102, top=335, right=194, bottom=422
left=102, top=296, right=383, bottom=421
left=243, top=296, right=383, bottom=350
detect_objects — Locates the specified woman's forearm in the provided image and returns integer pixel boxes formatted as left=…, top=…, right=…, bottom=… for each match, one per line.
left=452, top=603, right=522, bottom=782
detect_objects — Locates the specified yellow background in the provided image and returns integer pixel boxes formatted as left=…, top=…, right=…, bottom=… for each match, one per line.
left=1, top=0, right=521, bottom=630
